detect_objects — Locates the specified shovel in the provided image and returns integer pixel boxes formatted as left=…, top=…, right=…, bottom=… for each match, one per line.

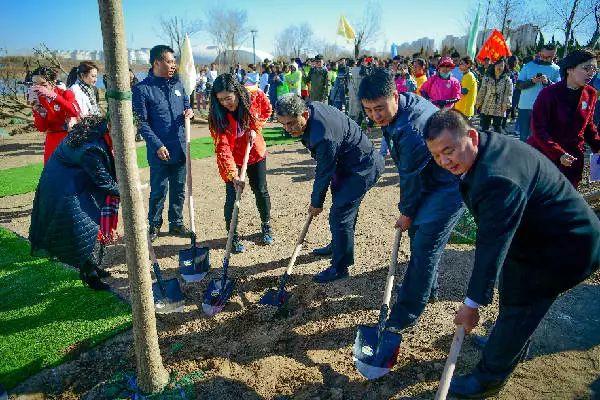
left=434, top=325, right=466, bottom=400
left=148, top=233, right=185, bottom=314
left=202, top=134, right=253, bottom=317
left=353, top=228, right=403, bottom=380
left=179, top=116, right=211, bottom=282
left=259, top=213, right=313, bottom=307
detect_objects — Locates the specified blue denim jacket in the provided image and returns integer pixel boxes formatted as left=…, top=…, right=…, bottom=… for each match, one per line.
left=132, top=70, right=190, bottom=165
left=382, top=93, right=461, bottom=223
left=302, top=102, right=384, bottom=207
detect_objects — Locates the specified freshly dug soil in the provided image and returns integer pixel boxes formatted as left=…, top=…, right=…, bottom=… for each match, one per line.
left=2, top=124, right=599, bottom=400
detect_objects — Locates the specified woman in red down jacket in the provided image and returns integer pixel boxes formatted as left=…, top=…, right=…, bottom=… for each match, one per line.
left=29, top=66, right=80, bottom=163
left=528, top=49, right=600, bottom=188
left=208, top=73, right=274, bottom=254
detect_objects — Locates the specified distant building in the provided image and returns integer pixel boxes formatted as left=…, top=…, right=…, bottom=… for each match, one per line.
left=395, top=37, right=435, bottom=56
left=441, top=35, right=468, bottom=55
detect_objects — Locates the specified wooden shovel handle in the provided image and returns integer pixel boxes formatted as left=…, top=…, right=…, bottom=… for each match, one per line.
left=184, top=117, right=196, bottom=236
left=284, top=214, right=313, bottom=275
left=434, top=325, right=466, bottom=400
left=382, top=228, right=402, bottom=308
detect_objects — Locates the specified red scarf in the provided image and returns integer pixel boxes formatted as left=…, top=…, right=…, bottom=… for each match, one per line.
left=98, top=131, right=119, bottom=245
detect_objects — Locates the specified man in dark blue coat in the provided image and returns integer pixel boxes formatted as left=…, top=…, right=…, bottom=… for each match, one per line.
left=275, top=93, right=384, bottom=282
left=359, top=69, right=464, bottom=333
left=133, top=45, right=194, bottom=241
left=425, top=110, right=600, bottom=398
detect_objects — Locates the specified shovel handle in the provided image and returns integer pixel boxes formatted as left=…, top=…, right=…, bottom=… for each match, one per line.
left=434, top=325, right=466, bottom=400
left=277, top=213, right=313, bottom=292
left=185, top=117, right=196, bottom=236
left=382, top=228, right=402, bottom=308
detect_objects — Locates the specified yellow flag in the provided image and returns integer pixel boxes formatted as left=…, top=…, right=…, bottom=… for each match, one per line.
left=337, top=15, right=355, bottom=41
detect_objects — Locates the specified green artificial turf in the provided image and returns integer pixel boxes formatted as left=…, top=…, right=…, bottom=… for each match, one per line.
left=0, top=227, right=132, bottom=390
left=0, top=163, right=44, bottom=198
left=450, top=210, right=477, bottom=244
left=1, top=127, right=296, bottom=197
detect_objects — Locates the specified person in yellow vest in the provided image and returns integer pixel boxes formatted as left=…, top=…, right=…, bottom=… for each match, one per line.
left=455, top=56, right=478, bottom=119
left=411, top=58, right=428, bottom=95
left=285, top=62, right=302, bottom=96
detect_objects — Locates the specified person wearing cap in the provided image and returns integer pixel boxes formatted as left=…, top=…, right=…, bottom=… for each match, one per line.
left=527, top=49, right=600, bottom=188
left=419, top=56, right=462, bottom=109
left=308, top=54, right=330, bottom=103
left=285, top=62, right=302, bottom=96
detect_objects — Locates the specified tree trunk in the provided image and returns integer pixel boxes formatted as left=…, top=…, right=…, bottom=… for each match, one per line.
left=587, top=4, right=600, bottom=48
left=564, top=0, right=580, bottom=49
left=96, top=0, right=169, bottom=393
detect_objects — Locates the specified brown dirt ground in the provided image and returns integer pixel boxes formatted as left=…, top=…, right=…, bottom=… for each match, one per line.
left=2, top=124, right=599, bottom=400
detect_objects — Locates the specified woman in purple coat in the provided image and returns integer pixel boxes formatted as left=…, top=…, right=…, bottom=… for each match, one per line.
left=528, top=50, right=600, bottom=187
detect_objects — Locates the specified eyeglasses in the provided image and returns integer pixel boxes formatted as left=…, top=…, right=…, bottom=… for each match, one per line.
left=581, top=65, right=598, bottom=74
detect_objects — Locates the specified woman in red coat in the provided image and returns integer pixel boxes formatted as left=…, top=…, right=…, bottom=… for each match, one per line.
left=528, top=50, right=600, bottom=187
left=29, top=67, right=80, bottom=163
left=208, top=73, right=274, bottom=253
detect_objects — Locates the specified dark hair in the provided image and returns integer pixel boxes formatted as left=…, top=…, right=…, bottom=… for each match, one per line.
left=65, top=116, right=108, bottom=148
left=507, top=55, right=519, bottom=70
left=559, top=49, right=596, bottom=79
left=31, top=66, right=57, bottom=83
left=451, top=51, right=460, bottom=58
left=424, top=109, right=473, bottom=141
left=67, top=61, right=99, bottom=87
left=149, top=45, right=174, bottom=65
left=541, top=43, right=556, bottom=51
left=208, top=73, right=253, bottom=133
left=460, top=56, right=473, bottom=67
left=275, top=93, right=307, bottom=117
left=413, top=58, right=426, bottom=68
left=486, top=57, right=508, bottom=77
left=358, top=67, right=395, bottom=100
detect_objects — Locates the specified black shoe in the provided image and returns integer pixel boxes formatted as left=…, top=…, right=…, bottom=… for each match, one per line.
left=449, top=373, right=506, bottom=399
left=80, top=270, right=110, bottom=291
left=149, top=226, right=160, bottom=242
left=135, top=133, right=143, bottom=142
left=232, top=234, right=245, bottom=254
left=313, top=266, right=349, bottom=283
left=95, top=267, right=111, bottom=279
left=169, top=224, right=192, bottom=238
left=261, top=222, right=274, bottom=245
left=312, top=243, right=333, bottom=256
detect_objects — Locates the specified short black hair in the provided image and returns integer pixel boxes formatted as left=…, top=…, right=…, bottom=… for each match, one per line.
left=424, top=109, right=473, bottom=141
left=150, top=45, right=174, bottom=65
left=451, top=51, right=460, bottom=58
left=358, top=67, right=395, bottom=101
left=559, top=49, right=596, bottom=79
left=413, top=58, right=426, bottom=68
left=541, top=43, right=556, bottom=51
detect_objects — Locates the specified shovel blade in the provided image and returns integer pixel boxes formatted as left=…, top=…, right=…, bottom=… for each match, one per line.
left=152, top=278, right=185, bottom=314
left=353, top=325, right=402, bottom=380
left=179, top=246, right=210, bottom=283
left=259, top=288, right=290, bottom=307
left=201, top=277, right=236, bottom=316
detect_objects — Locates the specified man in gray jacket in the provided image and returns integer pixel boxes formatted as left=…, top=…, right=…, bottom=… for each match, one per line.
left=308, top=54, right=330, bottom=103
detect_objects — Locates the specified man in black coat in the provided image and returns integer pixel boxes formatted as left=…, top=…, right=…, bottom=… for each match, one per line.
left=424, top=109, right=600, bottom=398
left=275, top=93, right=384, bottom=283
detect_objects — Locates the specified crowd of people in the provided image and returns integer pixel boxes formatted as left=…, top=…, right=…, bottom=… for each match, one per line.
left=24, top=41, right=600, bottom=399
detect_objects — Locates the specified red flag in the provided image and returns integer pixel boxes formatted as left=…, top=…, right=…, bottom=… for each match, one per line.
left=476, top=29, right=512, bottom=63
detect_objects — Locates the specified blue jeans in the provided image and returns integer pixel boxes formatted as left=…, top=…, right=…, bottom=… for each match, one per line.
left=380, top=137, right=389, bottom=156
left=148, top=161, right=186, bottom=229
left=517, top=109, right=532, bottom=141
left=388, top=204, right=464, bottom=330
left=475, top=296, right=555, bottom=384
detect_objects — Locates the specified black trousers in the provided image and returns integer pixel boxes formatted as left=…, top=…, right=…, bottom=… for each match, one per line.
left=224, top=158, right=271, bottom=233
left=480, top=114, right=504, bottom=133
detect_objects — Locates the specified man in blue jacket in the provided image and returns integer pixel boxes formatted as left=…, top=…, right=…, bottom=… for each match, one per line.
left=275, top=94, right=384, bottom=283
left=359, top=68, right=464, bottom=332
left=133, top=45, right=194, bottom=241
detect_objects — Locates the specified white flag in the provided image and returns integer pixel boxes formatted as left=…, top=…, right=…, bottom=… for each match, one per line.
left=179, top=34, right=197, bottom=97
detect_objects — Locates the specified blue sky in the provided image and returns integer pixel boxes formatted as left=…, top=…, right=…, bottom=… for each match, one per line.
left=0, top=0, right=577, bottom=55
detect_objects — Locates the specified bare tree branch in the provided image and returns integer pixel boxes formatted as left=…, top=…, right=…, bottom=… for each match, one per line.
left=205, top=8, right=250, bottom=68
left=351, top=0, right=382, bottom=58
left=157, top=16, right=202, bottom=55
left=274, top=23, right=314, bottom=58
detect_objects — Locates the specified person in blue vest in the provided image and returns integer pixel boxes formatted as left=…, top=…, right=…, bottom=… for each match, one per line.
left=274, top=93, right=384, bottom=283
left=425, top=110, right=600, bottom=398
left=133, top=45, right=194, bottom=242
left=359, top=68, right=464, bottom=332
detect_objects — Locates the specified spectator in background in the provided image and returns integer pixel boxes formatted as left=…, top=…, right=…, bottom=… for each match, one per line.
left=195, top=66, right=208, bottom=110
left=29, top=66, right=79, bottom=164
left=29, top=117, right=118, bottom=291
left=476, top=57, right=513, bottom=133
left=455, top=56, right=478, bottom=119
left=301, top=59, right=312, bottom=99
left=259, top=63, right=270, bottom=93
left=206, top=63, right=218, bottom=99
left=420, top=56, right=462, bottom=109
left=477, top=57, right=491, bottom=78
left=132, top=45, right=194, bottom=242
left=329, top=60, right=349, bottom=111
left=67, top=61, right=101, bottom=118
left=592, top=70, right=600, bottom=127
left=528, top=49, right=600, bottom=187
left=327, top=61, right=338, bottom=103
left=308, top=54, right=330, bottom=103
left=451, top=51, right=463, bottom=81
left=285, top=62, right=303, bottom=96
left=505, top=55, right=520, bottom=128
left=347, top=59, right=363, bottom=122
left=412, top=58, right=428, bottom=95
left=243, top=64, right=260, bottom=88
left=394, top=60, right=417, bottom=94
left=516, top=44, right=561, bottom=141
left=428, top=54, right=440, bottom=77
